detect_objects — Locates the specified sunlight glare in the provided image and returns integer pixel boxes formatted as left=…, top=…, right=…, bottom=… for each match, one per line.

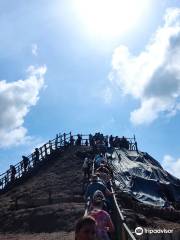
left=74, top=0, right=149, bottom=39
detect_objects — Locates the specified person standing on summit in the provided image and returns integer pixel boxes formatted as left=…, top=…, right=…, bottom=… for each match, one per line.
left=33, top=148, right=39, bottom=166
left=22, top=156, right=29, bottom=172
left=10, top=165, right=16, bottom=182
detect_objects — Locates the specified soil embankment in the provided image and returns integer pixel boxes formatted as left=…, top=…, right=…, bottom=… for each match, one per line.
left=0, top=146, right=89, bottom=235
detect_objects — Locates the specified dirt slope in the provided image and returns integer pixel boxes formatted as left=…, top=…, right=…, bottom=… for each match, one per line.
left=0, top=146, right=89, bottom=233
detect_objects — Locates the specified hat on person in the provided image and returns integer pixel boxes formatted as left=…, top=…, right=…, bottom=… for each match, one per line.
left=93, top=190, right=105, bottom=203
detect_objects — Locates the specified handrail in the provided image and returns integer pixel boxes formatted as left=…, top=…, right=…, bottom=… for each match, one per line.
left=122, top=223, right=136, bottom=240
left=84, top=151, right=136, bottom=240
left=84, top=198, right=91, bottom=217
left=0, top=132, right=73, bottom=190
left=92, top=160, right=95, bottom=175
left=110, top=180, right=136, bottom=240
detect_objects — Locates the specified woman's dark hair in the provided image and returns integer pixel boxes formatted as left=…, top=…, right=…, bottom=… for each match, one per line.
left=75, top=216, right=96, bottom=234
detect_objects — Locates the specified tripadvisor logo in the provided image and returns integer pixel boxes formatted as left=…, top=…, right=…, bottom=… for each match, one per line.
left=135, top=227, right=174, bottom=235
left=135, top=227, right=143, bottom=235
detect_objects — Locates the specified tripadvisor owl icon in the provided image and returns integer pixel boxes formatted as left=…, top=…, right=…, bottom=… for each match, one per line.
left=135, top=227, right=144, bottom=235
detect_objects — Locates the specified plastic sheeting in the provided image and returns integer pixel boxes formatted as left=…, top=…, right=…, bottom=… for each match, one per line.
left=111, top=148, right=180, bottom=207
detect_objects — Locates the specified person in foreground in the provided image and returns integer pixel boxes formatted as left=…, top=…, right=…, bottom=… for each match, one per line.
left=89, top=190, right=115, bottom=240
left=75, top=216, right=97, bottom=240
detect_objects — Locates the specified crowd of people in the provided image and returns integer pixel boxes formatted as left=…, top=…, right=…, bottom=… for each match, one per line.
left=67, top=132, right=131, bottom=150
left=77, top=152, right=115, bottom=240
left=88, top=133, right=130, bottom=149
left=0, top=132, right=132, bottom=190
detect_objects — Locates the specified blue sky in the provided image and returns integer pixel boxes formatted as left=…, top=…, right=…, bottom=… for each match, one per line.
left=0, top=0, right=180, bottom=178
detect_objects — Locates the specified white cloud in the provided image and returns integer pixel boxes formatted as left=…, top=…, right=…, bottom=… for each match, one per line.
left=0, top=65, right=47, bottom=148
left=32, top=43, right=38, bottom=56
left=109, top=8, right=180, bottom=125
left=162, top=154, right=180, bottom=179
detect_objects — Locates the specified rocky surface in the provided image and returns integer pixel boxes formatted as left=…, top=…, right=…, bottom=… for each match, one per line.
left=0, top=146, right=90, bottom=233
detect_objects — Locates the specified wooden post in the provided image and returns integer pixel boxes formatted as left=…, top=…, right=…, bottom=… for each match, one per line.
left=59, top=133, right=62, bottom=146
left=40, top=147, right=43, bottom=159
left=55, top=134, right=58, bottom=150
left=49, top=140, right=53, bottom=154
left=63, top=133, right=66, bottom=146
left=69, top=132, right=72, bottom=145
left=135, top=141, right=138, bottom=153
left=18, top=165, right=21, bottom=178
left=44, top=144, right=48, bottom=157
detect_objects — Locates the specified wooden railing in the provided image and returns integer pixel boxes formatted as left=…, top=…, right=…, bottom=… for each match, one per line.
left=110, top=180, right=137, bottom=240
left=0, top=132, right=138, bottom=192
left=0, top=132, right=88, bottom=191
left=84, top=153, right=136, bottom=240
